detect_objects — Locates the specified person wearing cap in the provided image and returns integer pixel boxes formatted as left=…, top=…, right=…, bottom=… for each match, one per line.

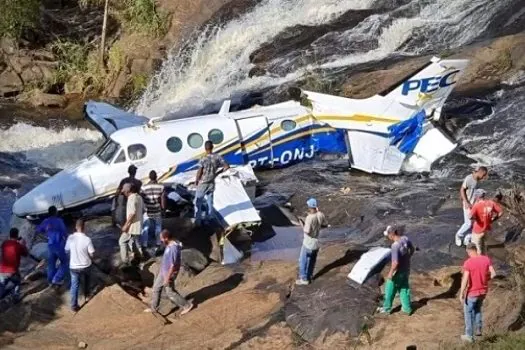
left=378, top=225, right=415, bottom=315
left=120, top=183, right=145, bottom=264
left=468, top=189, right=503, bottom=255
left=455, top=167, right=488, bottom=247
left=459, top=242, right=496, bottom=343
left=296, top=198, right=328, bottom=285
left=112, top=165, right=143, bottom=228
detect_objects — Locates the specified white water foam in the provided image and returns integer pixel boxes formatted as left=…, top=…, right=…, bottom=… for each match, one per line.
left=136, top=0, right=376, bottom=117
left=0, top=123, right=102, bottom=169
left=137, top=0, right=508, bottom=119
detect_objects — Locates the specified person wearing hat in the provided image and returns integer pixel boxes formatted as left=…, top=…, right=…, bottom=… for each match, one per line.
left=459, top=242, right=496, bottom=343
left=296, top=198, right=328, bottom=285
left=378, top=225, right=415, bottom=315
left=455, top=167, right=488, bottom=247
left=468, top=189, right=503, bottom=255
left=113, top=165, right=143, bottom=228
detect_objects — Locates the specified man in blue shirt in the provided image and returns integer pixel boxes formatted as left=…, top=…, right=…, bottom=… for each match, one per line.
left=36, top=206, right=68, bottom=287
left=146, top=229, right=193, bottom=316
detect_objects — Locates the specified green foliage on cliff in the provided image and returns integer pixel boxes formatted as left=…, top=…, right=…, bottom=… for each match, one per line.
left=120, top=0, right=169, bottom=37
left=0, top=0, right=40, bottom=39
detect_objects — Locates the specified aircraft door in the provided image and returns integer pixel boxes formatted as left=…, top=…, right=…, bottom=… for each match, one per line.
left=234, top=116, right=274, bottom=168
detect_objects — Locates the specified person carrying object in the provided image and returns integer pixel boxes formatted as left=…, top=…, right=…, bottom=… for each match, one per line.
left=145, top=229, right=193, bottom=316
left=378, top=225, right=415, bottom=315
left=120, top=183, right=144, bottom=265
left=65, top=219, right=95, bottom=312
left=0, top=228, right=28, bottom=302
left=194, top=140, right=229, bottom=226
left=468, top=189, right=503, bottom=255
left=36, top=206, right=68, bottom=288
left=455, top=167, right=488, bottom=247
left=459, top=242, right=496, bottom=343
left=141, top=170, right=166, bottom=255
left=296, top=198, right=328, bottom=286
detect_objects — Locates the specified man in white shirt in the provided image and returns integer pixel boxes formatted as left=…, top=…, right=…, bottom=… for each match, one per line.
left=296, top=198, right=328, bottom=285
left=65, top=218, right=95, bottom=312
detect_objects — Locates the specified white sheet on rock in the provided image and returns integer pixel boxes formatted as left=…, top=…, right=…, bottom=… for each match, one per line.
left=347, top=247, right=391, bottom=284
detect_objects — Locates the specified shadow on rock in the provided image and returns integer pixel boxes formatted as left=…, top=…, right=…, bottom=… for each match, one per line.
left=187, top=272, right=244, bottom=308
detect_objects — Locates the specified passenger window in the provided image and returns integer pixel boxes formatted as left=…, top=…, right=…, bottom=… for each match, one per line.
left=114, top=150, right=126, bottom=164
left=281, top=120, right=297, bottom=131
left=208, top=129, right=224, bottom=144
left=128, top=144, right=147, bottom=160
left=166, top=137, right=183, bottom=153
left=188, top=133, right=204, bottom=149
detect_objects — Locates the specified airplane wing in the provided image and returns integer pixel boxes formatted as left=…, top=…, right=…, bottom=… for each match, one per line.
left=84, top=101, right=149, bottom=138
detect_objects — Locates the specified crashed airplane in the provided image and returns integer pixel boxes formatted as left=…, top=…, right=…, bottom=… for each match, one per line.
left=13, top=57, right=468, bottom=221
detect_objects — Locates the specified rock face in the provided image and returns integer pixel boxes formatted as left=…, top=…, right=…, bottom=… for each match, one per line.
left=340, top=33, right=525, bottom=99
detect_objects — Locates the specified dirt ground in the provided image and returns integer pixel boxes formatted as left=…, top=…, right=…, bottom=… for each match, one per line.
left=1, top=239, right=521, bottom=350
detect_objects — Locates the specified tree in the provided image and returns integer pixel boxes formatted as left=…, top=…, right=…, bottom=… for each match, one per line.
left=99, top=0, right=110, bottom=69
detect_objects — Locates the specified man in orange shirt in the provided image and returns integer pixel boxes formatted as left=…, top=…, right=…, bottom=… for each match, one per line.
left=469, top=189, right=503, bottom=255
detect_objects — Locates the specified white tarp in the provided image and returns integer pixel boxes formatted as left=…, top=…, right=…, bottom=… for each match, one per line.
left=348, top=247, right=391, bottom=284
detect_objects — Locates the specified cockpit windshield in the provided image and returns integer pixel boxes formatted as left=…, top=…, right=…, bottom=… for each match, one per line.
left=95, top=139, right=120, bottom=163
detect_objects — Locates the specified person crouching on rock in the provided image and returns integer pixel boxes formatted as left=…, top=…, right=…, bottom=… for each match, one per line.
left=378, top=225, right=415, bottom=315
left=468, top=189, right=503, bottom=255
left=145, top=229, right=193, bottom=316
left=36, top=206, right=69, bottom=288
left=296, top=198, right=328, bottom=286
left=459, top=242, right=496, bottom=343
left=65, top=219, right=95, bottom=313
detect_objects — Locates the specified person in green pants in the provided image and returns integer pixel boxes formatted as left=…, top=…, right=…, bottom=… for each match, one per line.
left=378, top=225, right=415, bottom=315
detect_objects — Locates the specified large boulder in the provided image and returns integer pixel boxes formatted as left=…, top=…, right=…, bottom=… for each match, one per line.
left=0, top=69, right=23, bottom=97
left=20, top=89, right=67, bottom=108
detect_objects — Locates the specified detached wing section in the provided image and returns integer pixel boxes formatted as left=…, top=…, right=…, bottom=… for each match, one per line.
left=84, top=101, right=149, bottom=137
left=300, top=56, right=468, bottom=174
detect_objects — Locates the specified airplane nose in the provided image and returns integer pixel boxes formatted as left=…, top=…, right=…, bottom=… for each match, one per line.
left=12, top=189, right=53, bottom=217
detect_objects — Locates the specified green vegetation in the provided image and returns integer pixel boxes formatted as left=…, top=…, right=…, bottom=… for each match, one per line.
left=0, top=0, right=40, bottom=40
left=120, top=0, right=169, bottom=37
left=50, top=40, right=106, bottom=94
left=441, top=333, right=525, bottom=349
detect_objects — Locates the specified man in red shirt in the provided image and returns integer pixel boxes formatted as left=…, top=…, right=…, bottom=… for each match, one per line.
left=469, top=189, right=503, bottom=255
left=0, top=228, right=28, bottom=302
left=459, top=243, right=496, bottom=343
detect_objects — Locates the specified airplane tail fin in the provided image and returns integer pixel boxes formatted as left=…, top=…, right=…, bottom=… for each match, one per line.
left=381, top=56, right=469, bottom=115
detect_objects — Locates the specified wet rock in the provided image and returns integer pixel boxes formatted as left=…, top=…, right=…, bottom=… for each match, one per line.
left=20, top=90, right=67, bottom=108
left=285, top=274, right=379, bottom=343
left=181, top=247, right=209, bottom=272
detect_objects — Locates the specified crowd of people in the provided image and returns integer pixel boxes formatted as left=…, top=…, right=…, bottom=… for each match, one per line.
left=294, top=166, right=503, bottom=344
left=0, top=140, right=230, bottom=316
left=0, top=137, right=505, bottom=342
